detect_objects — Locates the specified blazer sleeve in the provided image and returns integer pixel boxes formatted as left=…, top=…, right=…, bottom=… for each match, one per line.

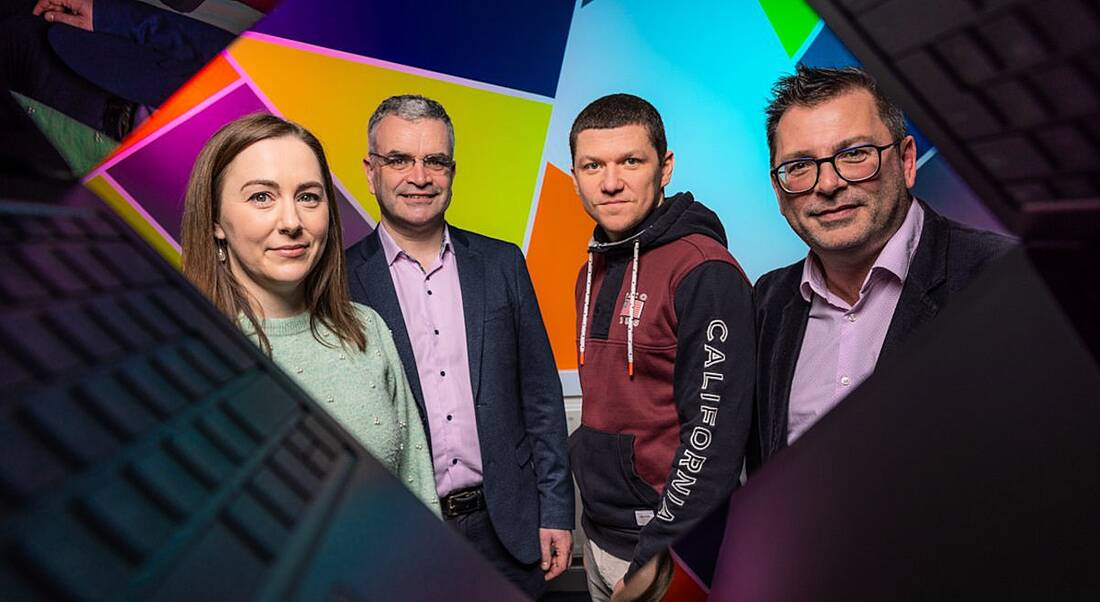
left=512, top=245, right=576, bottom=530
left=93, top=0, right=235, bottom=68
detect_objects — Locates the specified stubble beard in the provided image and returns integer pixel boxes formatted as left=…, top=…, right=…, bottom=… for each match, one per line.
left=797, top=174, right=911, bottom=256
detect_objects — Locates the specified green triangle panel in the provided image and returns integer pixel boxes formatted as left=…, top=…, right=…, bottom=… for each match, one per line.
left=759, top=0, right=820, bottom=58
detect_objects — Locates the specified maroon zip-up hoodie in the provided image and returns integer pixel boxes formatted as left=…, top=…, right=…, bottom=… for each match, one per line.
left=569, top=192, right=755, bottom=577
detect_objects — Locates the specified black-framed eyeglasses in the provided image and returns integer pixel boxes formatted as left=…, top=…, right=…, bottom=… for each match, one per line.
left=368, top=152, right=455, bottom=174
left=772, top=140, right=902, bottom=194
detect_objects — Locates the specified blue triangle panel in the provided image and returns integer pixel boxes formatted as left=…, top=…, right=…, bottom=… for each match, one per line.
left=252, top=0, right=574, bottom=98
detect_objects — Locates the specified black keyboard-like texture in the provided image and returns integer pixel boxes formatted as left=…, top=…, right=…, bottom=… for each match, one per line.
left=825, top=0, right=1100, bottom=207
left=0, top=202, right=361, bottom=600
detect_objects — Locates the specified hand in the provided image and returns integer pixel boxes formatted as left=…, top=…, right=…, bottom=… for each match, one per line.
left=538, top=528, right=572, bottom=581
left=610, top=578, right=626, bottom=601
left=33, top=0, right=94, bottom=31
left=609, top=553, right=671, bottom=602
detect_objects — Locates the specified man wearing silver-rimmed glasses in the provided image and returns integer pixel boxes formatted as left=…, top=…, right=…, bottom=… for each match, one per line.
left=345, top=94, right=574, bottom=598
left=748, top=66, right=1014, bottom=471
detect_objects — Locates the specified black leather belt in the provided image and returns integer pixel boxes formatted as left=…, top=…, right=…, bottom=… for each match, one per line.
left=441, top=486, right=485, bottom=519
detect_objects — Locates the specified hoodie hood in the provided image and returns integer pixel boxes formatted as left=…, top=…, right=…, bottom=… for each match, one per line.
left=589, top=192, right=728, bottom=254
left=579, top=192, right=730, bottom=377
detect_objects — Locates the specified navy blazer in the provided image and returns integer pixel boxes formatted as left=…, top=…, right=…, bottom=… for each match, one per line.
left=48, top=0, right=235, bottom=106
left=748, top=201, right=1015, bottom=471
left=345, top=225, right=574, bottom=564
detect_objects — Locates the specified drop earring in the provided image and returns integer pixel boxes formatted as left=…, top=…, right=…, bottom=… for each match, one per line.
left=216, top=242, right=227, bottom=263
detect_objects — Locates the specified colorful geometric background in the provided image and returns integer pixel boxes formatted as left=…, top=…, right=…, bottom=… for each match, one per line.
left=83, top=0, right=1006, bottom=383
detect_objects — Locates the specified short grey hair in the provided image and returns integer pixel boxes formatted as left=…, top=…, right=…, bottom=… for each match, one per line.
left=367, top=94, right=455, bottom=154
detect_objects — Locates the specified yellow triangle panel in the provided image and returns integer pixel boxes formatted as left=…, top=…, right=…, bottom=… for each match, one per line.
left=228, top=36, right=552, bottom=246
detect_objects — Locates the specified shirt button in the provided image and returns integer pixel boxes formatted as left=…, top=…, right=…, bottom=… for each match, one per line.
left=434, top=329, right=440, bottom=335
left=846, top=314, right=856, bottom=322
left=440, top=370, right=446, bottom=377
left=840, top=375, right=851, bottom=386
left=447, top=414, right=453, bottom=421
left=427, top=290, right=433, bottom=295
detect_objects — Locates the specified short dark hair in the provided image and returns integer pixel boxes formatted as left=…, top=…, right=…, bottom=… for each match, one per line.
left=569, top=93, right=667, bottom=162
left=765, top=65, right=907, bottom=163
left=368, top=94, right=454, bottom=154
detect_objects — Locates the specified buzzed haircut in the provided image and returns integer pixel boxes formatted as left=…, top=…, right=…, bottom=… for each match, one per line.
left=367, top=94, right=455, bottom=154
left=765, top=65, right=907, bottom=162
left=569, top=93, right=668, bottom=162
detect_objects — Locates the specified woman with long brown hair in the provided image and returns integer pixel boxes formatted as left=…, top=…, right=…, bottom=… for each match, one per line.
left=181, top=113, right=439, bottom=515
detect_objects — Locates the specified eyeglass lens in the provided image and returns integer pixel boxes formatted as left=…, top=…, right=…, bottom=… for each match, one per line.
left=777, top=145, right=883, bottom=193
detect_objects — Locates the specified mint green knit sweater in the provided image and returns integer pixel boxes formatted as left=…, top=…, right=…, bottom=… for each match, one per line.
left=242, top=303, right=440, bottom=516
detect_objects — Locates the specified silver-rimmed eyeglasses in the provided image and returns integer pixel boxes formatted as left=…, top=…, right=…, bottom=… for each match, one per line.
left=368, top=152, right=455, bottom=174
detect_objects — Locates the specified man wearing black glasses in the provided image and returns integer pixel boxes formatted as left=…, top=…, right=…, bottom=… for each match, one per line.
left=749, top=66, right=1013, bottom=470
left=345, top=95, right=574, bottom=598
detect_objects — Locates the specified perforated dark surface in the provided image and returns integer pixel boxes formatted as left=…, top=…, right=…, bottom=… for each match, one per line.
left=0, top=200, right=522, bottom=601
left=811, top=0, right=1100, bottom=237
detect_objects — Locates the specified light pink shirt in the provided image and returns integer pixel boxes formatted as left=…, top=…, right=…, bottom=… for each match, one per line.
left=378, top=224, right=483, bottom=497
left=787, top=201, right=924, bottom=444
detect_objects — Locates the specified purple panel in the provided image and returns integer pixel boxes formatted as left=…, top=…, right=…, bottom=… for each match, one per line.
left=333, top=187, right=373, bottom=249
left=108, top=84, right=268, bottom=241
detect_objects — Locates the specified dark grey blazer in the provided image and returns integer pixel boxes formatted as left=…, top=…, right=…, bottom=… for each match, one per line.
left=747, top=201, right=1015, bottom=471
left=345, top=225, right=574, bottom=564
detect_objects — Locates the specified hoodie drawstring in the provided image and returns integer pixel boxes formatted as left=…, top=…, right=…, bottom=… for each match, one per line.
left=579, top=252, right=593, bottom=367
left=626, top=239, right=639, bottom=378
left=577, top=240, right=641, bottom=378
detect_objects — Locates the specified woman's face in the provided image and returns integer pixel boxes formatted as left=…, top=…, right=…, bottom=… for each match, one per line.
left=215, top=135, right=330, bottom=310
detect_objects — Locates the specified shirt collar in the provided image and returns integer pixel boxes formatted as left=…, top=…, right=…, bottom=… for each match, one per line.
left=377, top=222, right=452, bottom=267
left=799, top=199, right=925, bottom=303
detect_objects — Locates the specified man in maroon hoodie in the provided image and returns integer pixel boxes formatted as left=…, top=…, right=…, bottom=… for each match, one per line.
left=568, top=94, right=755, bottom=601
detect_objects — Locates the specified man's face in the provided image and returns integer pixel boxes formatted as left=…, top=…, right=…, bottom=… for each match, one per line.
left=771, top=89, right=916, bottom=259
left=571, top=124, right=674, bottom=242
left=365, top=115, right=454, bottom=233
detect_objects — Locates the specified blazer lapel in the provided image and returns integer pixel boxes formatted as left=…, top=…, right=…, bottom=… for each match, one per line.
left=881, top=201, right=948, bottom=361
left=352, top=232, right=428, bottom=421
left=452, top=229, right=486, bottom=403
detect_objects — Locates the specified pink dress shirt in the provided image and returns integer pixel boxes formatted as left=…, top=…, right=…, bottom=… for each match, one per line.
left=378, top=224, right=483, bottom=497
left=787, top=201, right=925, bottom=444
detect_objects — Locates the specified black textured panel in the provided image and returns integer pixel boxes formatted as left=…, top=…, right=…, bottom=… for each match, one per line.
left=22, top=389, right=119, bottom=467
left=166, top=427, right=237, bottom=488
left=0, top=252, right=49, bottom=303
left=77, top=372, right=157, bottom=440
left=129, top=448, right=210, bottom=519
left=223, top=492, right=289, bottom=560
left=43, top=306, right=123, bottom=363
left=81, top=477, right=176, bottom=561
left=197, top=409, right=257, bottom=463
left=223, top=377, right=297, bottom=441
left=1, top=313, right=82, bottom=377
left=248, top=467, right=305, bottom=527
left=811, top=0, right=1100, bottom=229
left=16, top=513, right=131, bottom=600
left=0, top=418, right=68, bottom=499
left=2, top=200, right=513, bottom=601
